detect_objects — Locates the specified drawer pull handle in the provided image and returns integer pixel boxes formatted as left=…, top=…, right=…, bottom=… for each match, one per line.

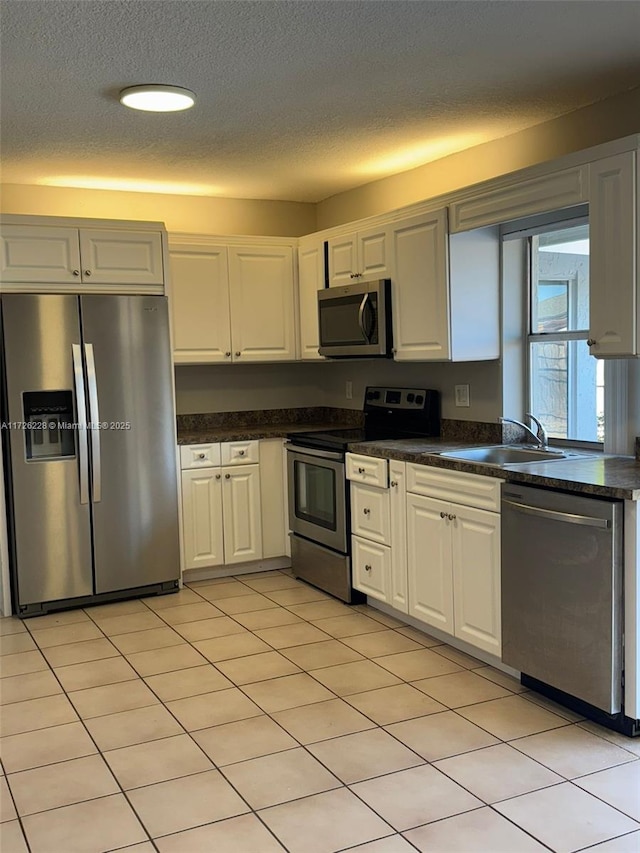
left=358, top=467, right=365, bottom=474
left=587, top=338, right=597, bottom=347
left=215, top=474, right=221, bottom=480
left=225, top=473, right=231, bottom=479
left=390, top=480, right=397, bottom=487
left=198, top=453, right=206, bottom=459
left=363, top=507, right=370, bottom=515
left=364, top=564, right=372, bottom=572
left=225, top=351, right=231, bottom=357
left=72, top=269, right=80, bottom=276
left=84, top=269, right=92, bottom=277
left=235, top=351, right=241, bottom=357
left=448, top=513, right=456, bottom=521
left=238, top=450, right=245, bottom=456
left=440, top=511, right=447, bottom=519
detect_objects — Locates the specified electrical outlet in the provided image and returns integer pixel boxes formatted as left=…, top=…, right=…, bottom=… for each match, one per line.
left=346, top=380, right=353, bottom=400
left=455, top=384, right=470, bottom=407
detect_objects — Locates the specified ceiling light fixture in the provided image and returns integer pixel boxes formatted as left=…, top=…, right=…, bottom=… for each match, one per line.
left=119, top=85, right=196, bottom=113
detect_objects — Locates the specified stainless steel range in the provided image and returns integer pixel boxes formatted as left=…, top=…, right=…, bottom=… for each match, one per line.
left=286, top=386, right=440, bottom=602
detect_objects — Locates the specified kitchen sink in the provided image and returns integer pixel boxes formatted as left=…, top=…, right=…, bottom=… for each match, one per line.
left=434, top=445, right=577, bottom=466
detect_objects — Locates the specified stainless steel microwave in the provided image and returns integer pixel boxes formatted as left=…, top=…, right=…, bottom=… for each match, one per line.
left=318, top=279, right=392, bottom=358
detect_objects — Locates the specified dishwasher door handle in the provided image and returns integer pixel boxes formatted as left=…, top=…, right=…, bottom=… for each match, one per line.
left=502, top=499, right=611, bottom=529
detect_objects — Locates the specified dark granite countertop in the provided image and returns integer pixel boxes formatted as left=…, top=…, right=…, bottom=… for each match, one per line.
left=348, top=438, right=640, bottom=501
left=177, top=422, right=337, bottom=445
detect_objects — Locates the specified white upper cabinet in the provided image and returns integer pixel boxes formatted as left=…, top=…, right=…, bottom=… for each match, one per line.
left=588, top=151, right=638, bottom=357
left=228, top=245, right=296, bottom=362
left=1, top=223, right=164, bottom=291
left=169, top=237, right=296, bottom=364
left=391, top=209, right=500, bottom=362
left=170, top=243, right=231, bottom=363
left=327, top=223, right=392, bottom=286
left=297, top=234, right=325, bottom=360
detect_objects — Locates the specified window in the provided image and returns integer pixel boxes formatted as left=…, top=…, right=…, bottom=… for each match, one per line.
left=528, top=223, right=604, bottom=443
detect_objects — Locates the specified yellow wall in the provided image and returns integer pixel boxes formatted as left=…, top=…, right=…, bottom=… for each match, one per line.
left=317, top=86, right=640, bottom=229
left=0, top=184, right=317, bottom=238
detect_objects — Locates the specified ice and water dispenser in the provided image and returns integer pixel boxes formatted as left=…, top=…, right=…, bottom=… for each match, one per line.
left=23, top=390, right=76, bottom=461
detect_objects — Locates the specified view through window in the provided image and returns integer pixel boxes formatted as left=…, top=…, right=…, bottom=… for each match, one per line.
left=528, top=223, right=604, bottom=443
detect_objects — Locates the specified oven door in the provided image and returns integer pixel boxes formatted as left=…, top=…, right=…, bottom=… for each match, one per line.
left=287, top=445, right=347, bottom=554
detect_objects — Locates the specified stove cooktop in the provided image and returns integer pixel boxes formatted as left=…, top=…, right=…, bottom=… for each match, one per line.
left=288, top=386, right=441, bottom=452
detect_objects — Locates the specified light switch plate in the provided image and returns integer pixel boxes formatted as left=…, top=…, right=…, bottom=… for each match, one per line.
left=455, top=384, right=470, bottom=407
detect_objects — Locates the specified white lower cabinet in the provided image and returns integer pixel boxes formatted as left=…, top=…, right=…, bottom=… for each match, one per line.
left=348, top=453, right=502, bottom=656
left=406, top=464, right=502, bottom=656
left=180, top=441, right=264, bottom=571
left=348, top=455, right=407, bottom=613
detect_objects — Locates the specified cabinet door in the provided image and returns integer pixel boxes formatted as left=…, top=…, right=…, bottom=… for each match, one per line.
left=392, top=209, right=451, bottom=361
left=327, top=234, right=357, bottom=286
left=358, top=223, right=393, bottom=279
left=352, top=536, right=391, bottom=602
left=181, top=468, right=224, bottom=570
left=298, top=236, right=325, bottom=360
left=79, top=230, right=164, bottom=286
left=589, top=152, right=637, bottom=357
left=1, top=225, right=81, bottom=284
left=389, top=460, right=408, bottom=613
left=406, top=493, right=454, bottom=632
left=228, top=246, right=296, bottom=361
left=222, top=464, right=263, bottom=564
left=451, top=505, right=501, bottom=656
left=169, top=244, right=232, bottom=363
left=351, top=483, right=390, bottom=544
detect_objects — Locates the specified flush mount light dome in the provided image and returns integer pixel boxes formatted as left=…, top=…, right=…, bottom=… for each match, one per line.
left=119, top=85, right=196, bottom=112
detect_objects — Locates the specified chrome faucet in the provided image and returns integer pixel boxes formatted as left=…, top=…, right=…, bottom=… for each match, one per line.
left=500, top=413, right=549, bottom=450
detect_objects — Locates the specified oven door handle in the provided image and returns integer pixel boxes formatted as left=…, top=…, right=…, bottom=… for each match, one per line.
left=287, top=444, right=345, bottom=462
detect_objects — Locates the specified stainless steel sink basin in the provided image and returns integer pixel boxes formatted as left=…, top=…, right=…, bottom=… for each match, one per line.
left=435, top=445, right=570, bottom=466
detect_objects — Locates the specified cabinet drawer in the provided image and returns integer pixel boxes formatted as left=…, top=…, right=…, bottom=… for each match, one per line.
left=180, top=443, right=221, bottom=469
left=351, top=484, right=391, bottom=544
left=221, top=440, right=259, bottom=465
left=352, top=536, right=390, bottom=602
left=346, top=453, right=388, bottom=487
left=407, top=464, right=501, bottom=512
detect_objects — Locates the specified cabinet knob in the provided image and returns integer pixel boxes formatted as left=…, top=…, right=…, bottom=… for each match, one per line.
left=225, top=352, right=231, bottom=358
left=440, top=511, right=447, bottom=519
left=363, top=507, right=370, bottom=515
left=235, top=351, right=241, bottom=357
left=238, top=450, right=245, bottom=456
left=198, top=453, right=206, bottom=459
left=225, top=473, right=231, bottom=479
left=448, top=513, right=456, bottom=521
left=358, top=467, right=365, bottom=474
left=215, top=473, right=221, bottom=480
left=587, top=338, right=597, bottom=347
left=72, top=269, right=80, bottom=276
left=390, top=480, right=397, bottom=487
left=84, top=270, right=92, bottom=277
left=364, top=564, right=372, bottom=572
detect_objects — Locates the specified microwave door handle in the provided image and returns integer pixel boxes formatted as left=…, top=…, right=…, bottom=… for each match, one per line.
left=358, top=294, right=372, bottom=343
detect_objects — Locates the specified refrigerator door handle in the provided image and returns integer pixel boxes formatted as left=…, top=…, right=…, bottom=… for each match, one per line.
left=71, top=344, right=89, bottom=505
left=84, top=343, right=102, bottom=503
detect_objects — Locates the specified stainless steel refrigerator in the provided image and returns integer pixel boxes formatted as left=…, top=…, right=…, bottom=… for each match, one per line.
left=1, top=294, right=180, bottom=616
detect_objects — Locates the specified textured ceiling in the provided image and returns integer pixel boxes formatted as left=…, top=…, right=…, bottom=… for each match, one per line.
left=2, top=0, right=640, bottom=203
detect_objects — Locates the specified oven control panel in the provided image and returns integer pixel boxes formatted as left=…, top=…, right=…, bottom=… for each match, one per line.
left=364, top=386, right=429, bottom=410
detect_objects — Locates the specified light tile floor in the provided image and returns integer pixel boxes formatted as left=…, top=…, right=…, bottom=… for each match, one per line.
left=1, top=570, right=639, bottom=853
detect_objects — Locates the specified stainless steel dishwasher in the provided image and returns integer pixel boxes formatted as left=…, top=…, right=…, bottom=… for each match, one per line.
left=501, top=483, right=626, bottom=730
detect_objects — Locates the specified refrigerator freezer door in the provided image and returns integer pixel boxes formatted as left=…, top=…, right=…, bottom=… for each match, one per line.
left=1, top=294, right=93, bottom=606
left=80, top=295, right=180, bottom=593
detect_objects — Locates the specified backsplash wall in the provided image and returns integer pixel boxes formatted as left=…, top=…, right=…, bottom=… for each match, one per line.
left=174, top=358, right=502, bottom=423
